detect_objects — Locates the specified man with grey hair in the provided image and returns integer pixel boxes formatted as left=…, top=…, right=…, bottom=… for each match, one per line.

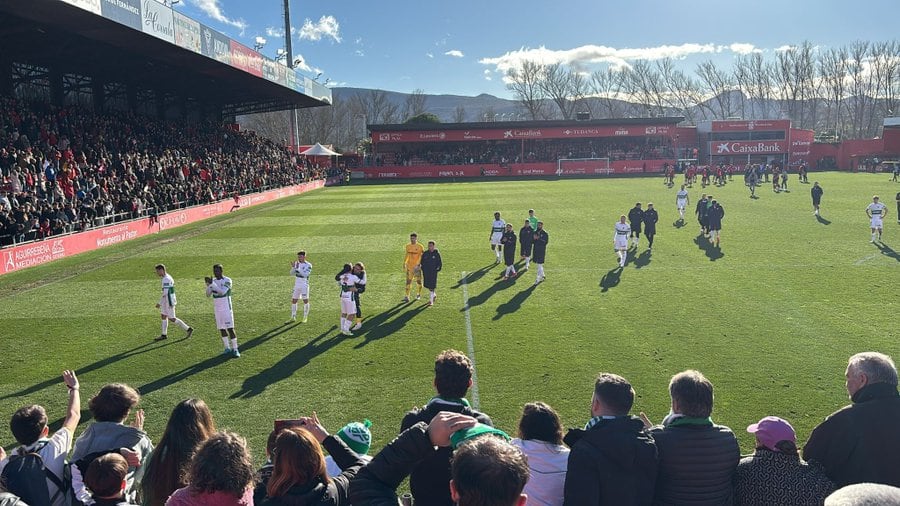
left=804, top=352, right=900, bottom=487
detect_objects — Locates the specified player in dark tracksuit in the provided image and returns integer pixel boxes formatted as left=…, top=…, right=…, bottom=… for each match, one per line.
left=532, top=222, right=549, bottom=285
left=811, top=182, right=824, bottom=215
left=628, top=203, right=644, bottom=248
left=420, top=241, right=442, bottom=306
left=500, top=224, right=517, bottom=280
left=519, top=220, right=534, bottom=270
left=696, top=194, right=709, bottom=236
left=643, top=203, right=659, bottom=250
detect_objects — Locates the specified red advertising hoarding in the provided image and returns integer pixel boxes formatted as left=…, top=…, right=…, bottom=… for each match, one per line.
left=711, top=120, right=791, bottom=132
left=354, top=159, right=670, bottom=180
left=708, top=140, right=786, bottom=156
left=1, top=180, right=325, bottom=276
left=229, top=41, right=263, bottom=77
left=788, top=129, right=815, bottom=164
left=373, top=125, right=674, bottom=144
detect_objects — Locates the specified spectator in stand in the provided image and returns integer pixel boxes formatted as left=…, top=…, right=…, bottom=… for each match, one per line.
left=165, top=431, right=255, bottom=506
left=400, top=349, right=493, bottom=506
left=510, top=402, right=569, bottom=506
left=324, top=420, right=373, bottom=477
left=644, top=370, right=740, bottom=505
left=0, top=371, right=80, bottom=506
left=84, top=453, right=139, bottom=506
left=734, top=416, right=834, bottom=505
left=563, top=373, right=657, bottom=505
left=803, top=352, right=900, bottom=487
left=351, top=412, right=528, bottom=506
left=71, top=383, right=154, bottom=504
left=253, top=413, right=365, bottom=506
left=141, top=399, right=217, bottom=506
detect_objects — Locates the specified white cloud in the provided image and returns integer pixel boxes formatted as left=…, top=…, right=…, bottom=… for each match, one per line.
left=188, top=0, right=247, bottom=33
left=355, top=37, right=363, bottom=45
left=480, top=42, right=767, bottom=75
left=444, top=50, right=464, bottom=58
left=483, top=69, right=493, bottom=81
left=426, top=52, right=434, bottom=59
left=355, top=49, right=365, bottom=57
left=299, top=15, right=341, bottom=43
left=775, top=45, right=795, bottom=52
left=265, top=27, right=284, bottom=38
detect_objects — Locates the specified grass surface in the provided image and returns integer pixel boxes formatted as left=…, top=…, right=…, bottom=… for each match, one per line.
left=0, top=173, right=897, bottom=461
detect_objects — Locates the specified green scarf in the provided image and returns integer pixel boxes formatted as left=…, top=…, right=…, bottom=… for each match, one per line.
left=667, top=416, right=713, bottom=427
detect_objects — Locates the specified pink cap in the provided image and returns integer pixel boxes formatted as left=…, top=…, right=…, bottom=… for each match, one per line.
left=747, top=416, right=796, bottom=452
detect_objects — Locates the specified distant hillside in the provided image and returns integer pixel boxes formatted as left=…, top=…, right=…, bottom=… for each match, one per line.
left=332, top=87, right=521, bottom=122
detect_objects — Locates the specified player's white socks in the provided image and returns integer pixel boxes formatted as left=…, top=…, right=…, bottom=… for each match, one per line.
left=525, top=257, right=531, bottom=269
left=536, top=264, right=544, bottom=280
left=291, top=303, right=298, bottom=318
left=679, top=210, right=685, bottom=220
left=161, top=320, right=168, bottom=335
left=495, top=250, right=501, bottom=261
left=230, top=338, right=239, bottom=352
left=429, top=291, right=436, bottom=303
left=872, top=232, right=877, bottom=242
left=174, top=319, right=189, bottom=331
left=221, top=336, right=231, bottom=350
left=303, top=303, right=310, bottom=318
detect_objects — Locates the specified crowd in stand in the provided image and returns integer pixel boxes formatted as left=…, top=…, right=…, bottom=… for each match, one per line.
left=0, top=97, right=341, bottom=247
left=1, top=350, right=898, bottom=506
left=367, top=138, right=674, bottom=167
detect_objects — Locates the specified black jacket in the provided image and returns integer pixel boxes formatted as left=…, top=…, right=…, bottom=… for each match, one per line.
left=399, top=399, right=492, bottom=506
left=650, top=421, right=739, bottom=506
left=643, top=209, right=659, bottom=234
left=254, top=436, right=365, bottom=506
left=562, top=416, right=658, bottom=506
left=349, top=422, right=434, bottom=506
left=803, top=382, right=900, bottom=487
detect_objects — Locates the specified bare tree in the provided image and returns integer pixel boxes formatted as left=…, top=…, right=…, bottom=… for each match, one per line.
left=818, top=46, right=849, bottom=139
left=479, top=105, right=496, bottom=122
left=869, top=40, right=900, bottom=135
left=540, top=63, right=583, bottom=120
left=622, top=60, right=667, bottom=117
left=506, top=60, right=549, bottom=120
left=847, top=41, right=874, bottom=138
left=453, top=104, right=467, bottom=123
left=658, top=60, right=703, bottom=124
left=238, top=110, right=291, bottom=145
left=745, top=53, right=774, bottom=119
left=589, top=68, right=627, bottom=119
left=403, top=88, right=428, bottom=121
left=696, top=60, right=739, bottom=120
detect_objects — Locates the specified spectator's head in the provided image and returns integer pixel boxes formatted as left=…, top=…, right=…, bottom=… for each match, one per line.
left=10, top=404, right=48, bottom=445
left=669, top=370, right=714, bottom=418
left=89, top=383, right=140, bottom=423
left=846, top=352, right=897, bottom=398
left=188, top=431, right=255, bottom=496
left=336, top=420, right=373, bottom=455
left=592, top=373, right=635, bottom=417
left=450, top=435, right=529, bottom=506
left=434, top=349, right=473, bottom=399
left=747, top=416, right=798, bottom=455
left=825, top=483, right=900, bottom=505
left=85, top=453, right=128, bottom=499
left=517, top=402, right=563, bottom=445
left=266, top=427, right=328, bottom=498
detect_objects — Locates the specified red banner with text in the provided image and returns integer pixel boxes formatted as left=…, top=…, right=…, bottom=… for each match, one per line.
left=372, top=125, right=675, bottom=144
left=353, top=160, right=671, bottom=179
left=1, top=180, right=325, bottom=276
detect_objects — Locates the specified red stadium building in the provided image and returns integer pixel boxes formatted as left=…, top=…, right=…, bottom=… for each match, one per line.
left=357, top=118, right=688, bottom=180
left=698, top=120, right=815, bottom=168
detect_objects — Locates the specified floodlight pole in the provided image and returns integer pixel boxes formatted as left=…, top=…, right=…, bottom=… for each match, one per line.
left=284, top=0, right=299, bottom=153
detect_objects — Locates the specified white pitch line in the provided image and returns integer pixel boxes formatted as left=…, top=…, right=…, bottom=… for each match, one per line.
left=853, top=253, right=881, bottom=266
left=460, top=271, right=481, bottom=410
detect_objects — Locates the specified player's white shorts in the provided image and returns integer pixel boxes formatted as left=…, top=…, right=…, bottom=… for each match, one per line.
left=614, top=235, right=629, bottom=250
left=340, top=297, right=357, bottom=314
left=214, top=308, right=234, bottom=330
left=159, top=302, right=176, bottom=319
left=677, top=200, right=687, bottom=210
left=870, top=217, right=883, bottom=228
left=490, top=232, right=503, bottom=246
left=292, top=278, right=310, bottom=299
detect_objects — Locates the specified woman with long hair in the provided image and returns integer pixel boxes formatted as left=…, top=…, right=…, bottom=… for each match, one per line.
left=165, top=431, right=255, bottom=506
left=142, top=399, right=216, bottom=506
left=511, top=401, right=569, bottom=506
left=255, top=412, right=364, bottom=505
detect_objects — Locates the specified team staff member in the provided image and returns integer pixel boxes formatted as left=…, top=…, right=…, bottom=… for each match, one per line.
left=289, top=251, right=312, bottom=323
left=489, top=211, right=506, bottom=264
left=532, top=221, right=548, bottom=285
left=643, top=203, right=659, bottom=250
left=403, top=233, right=424, bottom=302
left=206, top=264, right=239, bottom=357
left=500, top=224, right=518, bottom=280
left=351, top=262, right=366, bottom=330
left=696, top=193, right=709, bottom=235
left=708, top=200, right=725, bottom=247
left=519, top=219, right=534, bottom=270
left=154, top=264, right=193, bottom=341
left=811, top=182, right=824, bottom=216
left=614, top=215, right=630, bottom=267
left=420, top=241, right=442, bottom=306
left=628, top=202, right=644, bottom=248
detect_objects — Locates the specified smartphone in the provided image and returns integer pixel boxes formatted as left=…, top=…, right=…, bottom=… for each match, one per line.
left=274, top=419, right=305, bottom=432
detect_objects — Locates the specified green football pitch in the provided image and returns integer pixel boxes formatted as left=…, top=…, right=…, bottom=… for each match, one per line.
left=0, top=173, right=897, bottom=460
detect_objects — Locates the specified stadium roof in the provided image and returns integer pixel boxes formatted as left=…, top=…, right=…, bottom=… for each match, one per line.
left=0, top=0, right=331, bottom=116
left=368, top=117, right=686, bottom=132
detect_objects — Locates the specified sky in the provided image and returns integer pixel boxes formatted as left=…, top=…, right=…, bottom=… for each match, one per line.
left=172, top=0, right=900, bottom=99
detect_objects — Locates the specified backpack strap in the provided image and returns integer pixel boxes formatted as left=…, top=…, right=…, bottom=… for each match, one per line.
left=16, top=440, right=67, bottom=503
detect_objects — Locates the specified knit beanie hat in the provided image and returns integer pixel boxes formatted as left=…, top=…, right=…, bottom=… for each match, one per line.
left=337, top=419, right=372, bottom=455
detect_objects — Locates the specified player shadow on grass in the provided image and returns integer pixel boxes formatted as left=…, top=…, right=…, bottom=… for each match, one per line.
left=672, top=219, right=686, bottom=229
left=875, top=241, right=900, bottom=262
left=0, top=340, right=177, bottom=401
left=599, top=266, right=623, bottom=292
left=354, top=304, right=428, bottom=349
left=633, top=250, right=652, bottom=269
left=693, top=234, right=724, bottom=261
left=137, top=322, right=295, bottom=396
left=816, top=215, right=832, bottom=225
left=493, top=284, right=537, bottom=320
left=230, top=326, right=343, bottom=399
left=462, top=277, right=517, bottom=310
left=451, top=263, right=496, bottom=288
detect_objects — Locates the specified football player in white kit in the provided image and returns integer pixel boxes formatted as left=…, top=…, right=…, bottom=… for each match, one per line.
left=489, top=211, right=506, bottom=264
left=676, top=185, right=689, bottom=222
left=337, top=264, right=360, bottom=336
left=614, top=215, right=631, bottom=267
left=289, top=250, right=312, bottom=323
left=205, top=264, right=240, bottom=357
left=154, top=264, right=193, bottom=341
left=866, top=195, right=888, bottom=242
